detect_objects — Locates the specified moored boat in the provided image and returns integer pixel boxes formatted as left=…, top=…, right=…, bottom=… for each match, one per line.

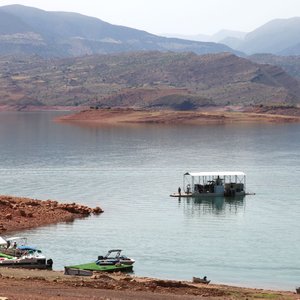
left=171, top=171, right=250, bottom=197
left=0, top=253, right=53, bottom=269
left=97, top=249, right=135, bottom=265
left=192, top=276, right=210, bottom=284
left=64, top=262, right=133, bottom=276
left=0, top=236, right=53, bottom=269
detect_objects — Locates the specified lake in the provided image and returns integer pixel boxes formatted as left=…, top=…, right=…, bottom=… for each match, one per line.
left=0, top=111, right=299, bottom=290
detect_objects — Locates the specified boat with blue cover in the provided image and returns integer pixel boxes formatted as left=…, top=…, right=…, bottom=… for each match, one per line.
left=0, top=236, right=53, bottom=269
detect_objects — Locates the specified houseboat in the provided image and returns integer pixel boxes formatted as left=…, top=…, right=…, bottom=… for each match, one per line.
left=171, top=171, right=247, bottom=197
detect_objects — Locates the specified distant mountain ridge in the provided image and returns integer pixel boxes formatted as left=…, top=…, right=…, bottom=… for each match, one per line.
left=173, top=17, right=300, bottom=56
left=236, top=18, right=300, bottom=55
left=163, top=30, right=247, bottom=43
left=0, top=4, right=239, bottom=57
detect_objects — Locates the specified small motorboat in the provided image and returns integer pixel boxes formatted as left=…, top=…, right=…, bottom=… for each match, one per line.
left=192, top=276, right=210, bottom=284
left=0, top=236, right=53, bottom=269
left=0, top=251, right=53, bottom=269
left=96, top=249, right=135, bottom=266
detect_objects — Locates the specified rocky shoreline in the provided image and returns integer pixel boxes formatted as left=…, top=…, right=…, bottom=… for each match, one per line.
left=0, top=195, right=103, bottom=234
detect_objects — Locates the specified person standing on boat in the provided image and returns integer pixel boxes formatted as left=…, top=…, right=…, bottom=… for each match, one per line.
left=186, top=184, right=191, bottom=194
left=178, top=187, right=181, bottom=195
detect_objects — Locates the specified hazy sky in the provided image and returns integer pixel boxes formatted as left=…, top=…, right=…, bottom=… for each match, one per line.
left=1, top=0, right=300, bottom=35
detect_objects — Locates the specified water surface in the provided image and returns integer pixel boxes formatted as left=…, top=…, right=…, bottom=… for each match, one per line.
left=0, top=112, right=299, bottom=290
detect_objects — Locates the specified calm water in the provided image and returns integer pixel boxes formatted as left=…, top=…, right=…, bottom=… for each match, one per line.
left=0, top=111, right=299, bottom=290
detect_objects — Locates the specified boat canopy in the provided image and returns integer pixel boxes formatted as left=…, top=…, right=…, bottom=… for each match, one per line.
left=17, top=246, right=39, bottom=252
left=0, top=236, right=7, bottom=246
left=186, top=171, right=245, bottom=177
left=6, top=237, right=27, bottom=243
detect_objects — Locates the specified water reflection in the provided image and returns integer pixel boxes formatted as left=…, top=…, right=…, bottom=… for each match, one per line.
left=178, top=196, right=245, bottom=216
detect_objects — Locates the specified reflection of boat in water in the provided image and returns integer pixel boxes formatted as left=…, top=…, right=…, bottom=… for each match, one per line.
left=178, top=196, right=245, bottom=215
left=171, top=172, right=252, bottom=198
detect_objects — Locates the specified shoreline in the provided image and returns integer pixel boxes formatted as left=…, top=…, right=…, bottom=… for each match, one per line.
left=0, top=268, right=298, bottom=300
left=57, top=106, right=300, bottom=126
left=0, top=197, right=299, bottom=299
left=0, top=195, right=103, bottom=234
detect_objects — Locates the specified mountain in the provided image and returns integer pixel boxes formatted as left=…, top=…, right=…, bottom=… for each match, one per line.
left=230, top=17, right=300, bottom=55
left=162, top=33, right=211, bottom=42
left=0, top=51, right=299, bottom=108
left=163, top=30, right=246, bottom=43
left=0, top=5, right=239, bottom=58
left=249, top=53, right=300, bottom=79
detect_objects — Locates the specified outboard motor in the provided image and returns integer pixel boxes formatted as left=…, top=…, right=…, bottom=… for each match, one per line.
left=46, top=258, right=53, bottom=269
left=97, top=255, right=104, bottom=260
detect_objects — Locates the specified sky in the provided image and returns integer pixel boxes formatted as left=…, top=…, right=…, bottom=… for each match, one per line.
left=1, top=0, right=300, bottom=36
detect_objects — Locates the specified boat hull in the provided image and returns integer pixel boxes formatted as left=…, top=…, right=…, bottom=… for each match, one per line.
left=170, top=192, right=246, bottom=198
left=64, top=262, right=133, bottom=275
left=192, top=277, right=210, bottom=284
left=0, top=258, right=53, bottom=269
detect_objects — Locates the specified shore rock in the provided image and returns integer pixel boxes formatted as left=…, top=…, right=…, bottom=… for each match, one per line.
left=0, top=195, right=103, bottom=234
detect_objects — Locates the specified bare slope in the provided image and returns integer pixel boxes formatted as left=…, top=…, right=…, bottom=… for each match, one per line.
left=0, top=52, right=299, bottom=109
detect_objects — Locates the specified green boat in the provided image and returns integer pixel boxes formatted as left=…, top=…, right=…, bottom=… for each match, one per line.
left=64, top=262, right=133, bottom=276
left=0, top=253, right=14, bottom=259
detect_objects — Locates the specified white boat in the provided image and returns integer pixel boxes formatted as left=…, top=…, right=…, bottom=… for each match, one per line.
left=0, top=236, right=53, bottom=269
left=0, top=248, right=53, bottom=269
left=171, top=171, right=248, bottom=197
left=97, top=249, right=135, bottom=265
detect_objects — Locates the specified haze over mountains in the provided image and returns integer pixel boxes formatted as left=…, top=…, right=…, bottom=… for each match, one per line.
left=0, top=4, right=237, bottom=58
left=170, top=17, right=300, bottom=56
left=1, top=4, right=300, bottom=57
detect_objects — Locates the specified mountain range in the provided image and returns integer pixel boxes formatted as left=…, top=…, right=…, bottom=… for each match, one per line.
left=168, top=18, right=300, bottom=56
left=0, top=4, right=300, bottom=110
left=1, top=5, right=300, bottom=57
left=1, top=52, right=299, bottom=109
left=232, top=18, right=300, bottom=55
left=0, top=4, right=238, bottom=58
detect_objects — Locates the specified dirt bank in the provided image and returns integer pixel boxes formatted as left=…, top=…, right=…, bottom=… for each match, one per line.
left=0, top=195, right=103, bottom=234
left=57, top=107, right=300, bottom=126
left=0, top=268, right=298, bottom=300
